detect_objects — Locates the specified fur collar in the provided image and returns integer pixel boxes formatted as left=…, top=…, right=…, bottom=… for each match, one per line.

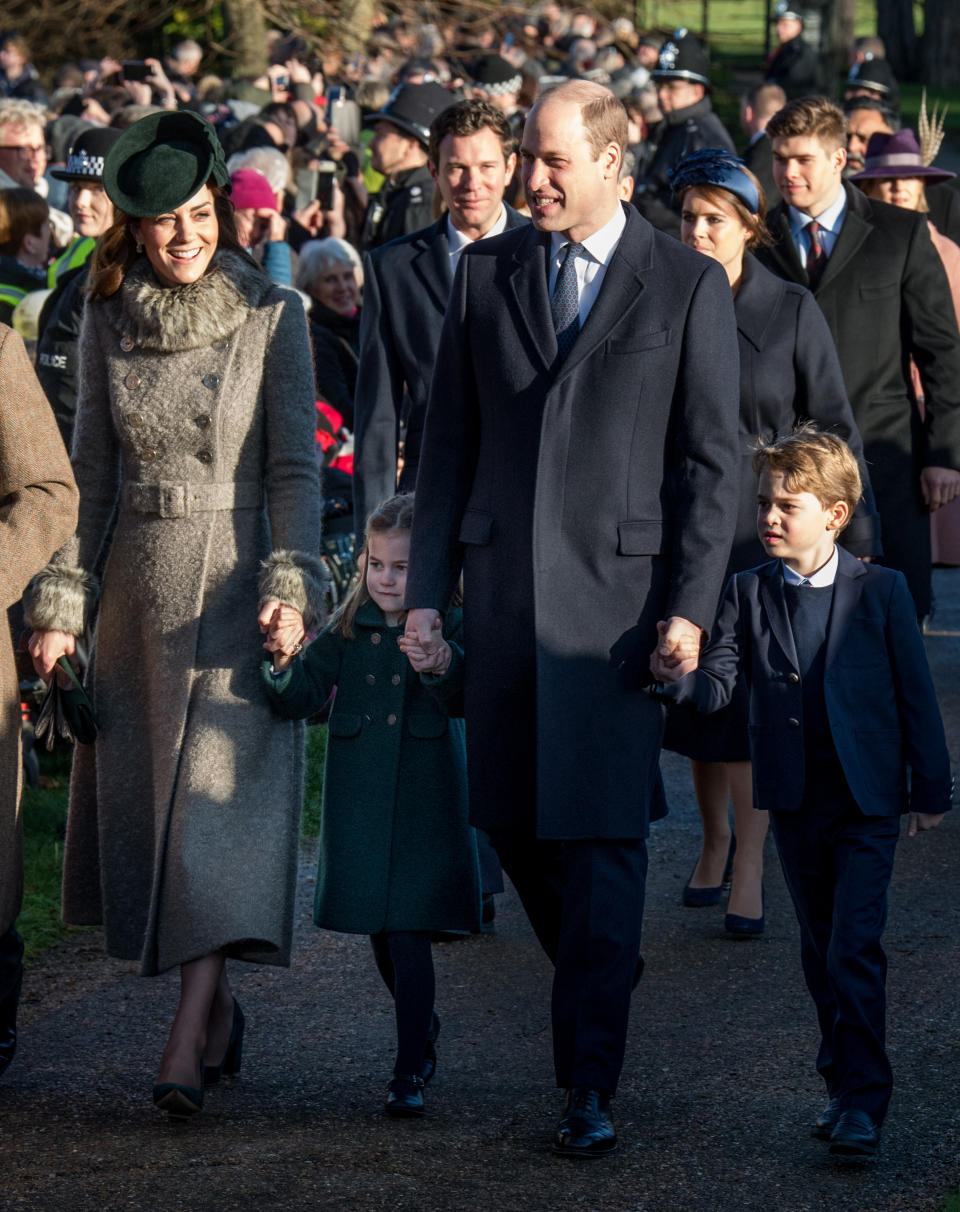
left=114, top=249, right=271, bottom=351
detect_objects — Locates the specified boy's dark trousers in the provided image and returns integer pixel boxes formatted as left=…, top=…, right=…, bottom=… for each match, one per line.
left=770, top=759, right=900, bottom=1126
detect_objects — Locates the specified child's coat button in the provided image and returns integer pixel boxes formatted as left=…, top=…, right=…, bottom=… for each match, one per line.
left=788, top=717, right=800, bottom=727
left=365, top=674, right=376, bottom=685
left=387, top=714, right=397, bottom=725
left=788, top=673, right=800, bottom=684
left=371, top=633, right=381, bottom=644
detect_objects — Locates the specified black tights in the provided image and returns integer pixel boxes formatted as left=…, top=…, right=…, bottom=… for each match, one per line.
left=369, top=932, right=435, bottom=1077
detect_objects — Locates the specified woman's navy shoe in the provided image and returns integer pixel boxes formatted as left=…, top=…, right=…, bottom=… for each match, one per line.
left=153, top=1064, right=205, bottom=1117
left=682, top=836, right=736, bottom=906
left=725, top=887, right=765, bottom=936
left=204, top=999, right=245, bottom=1085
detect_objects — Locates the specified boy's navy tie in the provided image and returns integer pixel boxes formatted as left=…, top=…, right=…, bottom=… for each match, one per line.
left=552, top=241, right=585, bottom=360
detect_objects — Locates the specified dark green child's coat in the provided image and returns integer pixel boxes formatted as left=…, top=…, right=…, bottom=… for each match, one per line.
left=263, top=602, right=480, bottom=934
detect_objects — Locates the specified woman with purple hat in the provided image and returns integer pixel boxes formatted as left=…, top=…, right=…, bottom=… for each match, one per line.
left=662, top=149, right=878, bottom=935
left=852, top=126, right=960, bottom=566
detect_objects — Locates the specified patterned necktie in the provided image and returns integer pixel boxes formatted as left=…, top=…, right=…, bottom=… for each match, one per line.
left=806, top=220, right=826, bottom=290
left=552, top=240, right=585, bottom=360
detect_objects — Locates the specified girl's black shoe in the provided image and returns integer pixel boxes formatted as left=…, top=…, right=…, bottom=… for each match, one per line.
left=385, top=1073, right=425, bottom=1117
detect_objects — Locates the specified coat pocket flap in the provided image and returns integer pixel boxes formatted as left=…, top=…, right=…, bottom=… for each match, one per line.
left=617, top=520, right=668, bottom=555
left=329, top=712, right=363, bottom=738
left=858, top=281, right=898, bottom=300
left=406, top=714, right=448, bottom=738
left=606, top=328, right=672, bottom=354
left=458, top=509, right=493, bottom=546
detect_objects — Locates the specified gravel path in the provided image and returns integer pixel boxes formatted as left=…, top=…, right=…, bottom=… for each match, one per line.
left=4, top=570, right=959, bottom=1212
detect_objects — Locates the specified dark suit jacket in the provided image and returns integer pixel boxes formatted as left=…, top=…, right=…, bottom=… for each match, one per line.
left=662, top=547, right=952, bottom=818
left=406, top=204, right=741, bottom=839
left=353, top=205, right=526, bottom=529
left=757, top=183, right=960, bottom=610
left=742, top=132, right=781, bottom=211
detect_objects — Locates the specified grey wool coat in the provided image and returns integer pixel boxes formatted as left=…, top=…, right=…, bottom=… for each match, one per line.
left=263, top=602, right=481, bottom=935
left=0, top=324, right=78, bottom=937
left=24, top=251, right=326, bottom=975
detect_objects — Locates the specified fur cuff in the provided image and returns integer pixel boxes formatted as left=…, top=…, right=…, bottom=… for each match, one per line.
left=23, top=565, right=99, bottom=636
left=259, top=551, right=330, bottom=631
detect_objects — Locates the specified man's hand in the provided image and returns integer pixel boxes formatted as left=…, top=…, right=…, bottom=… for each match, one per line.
left=920, top=466, right=960, bottom=511
left=650, top=616, right=701, bottom=682
left=398, top=632, right=452, bottom=675
left=907, top=811, right=946, bottom=837
left=404, top=608, right=443, bottom=661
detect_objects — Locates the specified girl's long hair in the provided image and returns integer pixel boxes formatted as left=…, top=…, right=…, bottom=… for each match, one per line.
left=333, top=494, right=415, bottom=639
left=86, top=180, right=252, bottom=300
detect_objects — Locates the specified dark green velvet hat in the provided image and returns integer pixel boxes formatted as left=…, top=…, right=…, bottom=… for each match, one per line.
left=102, top=110, right=231, bottom=218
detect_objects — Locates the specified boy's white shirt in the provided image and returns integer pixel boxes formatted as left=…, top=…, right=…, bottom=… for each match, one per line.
left=780, top=545, right=839, bottom=587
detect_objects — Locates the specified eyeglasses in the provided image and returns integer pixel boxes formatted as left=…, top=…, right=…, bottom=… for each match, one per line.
left=0, top=144, right=46, bottom=158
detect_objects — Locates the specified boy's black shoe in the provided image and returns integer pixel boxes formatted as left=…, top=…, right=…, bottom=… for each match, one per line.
left=829, top=1109, right=881, bottom=1158
left=552, top=1088, right=617, bottom=1158
left=810, top=1097, right=843, bottom=1140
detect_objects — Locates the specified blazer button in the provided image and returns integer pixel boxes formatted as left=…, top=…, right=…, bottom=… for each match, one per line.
left=371, top=633, right=381, bottom=645
left=119, top=335, right=135, bottom=352
left=386, top=713, right=397, bottom=726
left=788, top=673, right=800, bottom=684
left=202, top=373, right=220, bottom=390
left=197, top=449, right=213, bottom=465
left=788, top=717, right=800, bottom=728
left=365, top=673, right=376, bottom=685
left=125, top=372, right=141, bottom=389
left=392, top=674, right=401, bottom=685
left=128, top=412, right=144, bottom=426
left=141, top=447, right=157, bottom=462
left=195, top=414, right=211, bottom=429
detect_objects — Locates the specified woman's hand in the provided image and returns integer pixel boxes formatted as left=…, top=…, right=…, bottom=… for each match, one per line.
left=259, top=602, right=305, bottom=666
left=27, top=629, right=78, bottom=683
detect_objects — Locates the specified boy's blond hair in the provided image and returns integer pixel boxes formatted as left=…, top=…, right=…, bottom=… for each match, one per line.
left=752, top=428, right=862, bottom=532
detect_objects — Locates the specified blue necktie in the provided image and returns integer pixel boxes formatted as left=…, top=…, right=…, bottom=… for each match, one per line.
left=552, top=241, right=584, bottom=360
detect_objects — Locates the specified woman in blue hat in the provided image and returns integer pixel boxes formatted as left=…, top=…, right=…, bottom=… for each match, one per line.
left=25, top=111, right=325, bottom=1117
left=662, top=149, right=879, bottom=935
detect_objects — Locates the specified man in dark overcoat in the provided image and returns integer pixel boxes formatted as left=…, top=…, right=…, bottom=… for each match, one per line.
left=353, top=98, right=526, bottom=531
left=404, top=80, right=741, bottom=1157
left=758, top=96, right=960, bottom=619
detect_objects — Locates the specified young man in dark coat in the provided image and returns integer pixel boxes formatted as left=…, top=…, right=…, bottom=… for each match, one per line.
left=632, top=28, right=735, bottom=237
left=757, top=96, right=960, bottom=620
left=404, top=80, right=740, bottom=1157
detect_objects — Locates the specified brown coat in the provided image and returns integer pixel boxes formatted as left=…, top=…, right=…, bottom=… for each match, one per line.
left=0, top=324, right=78, bottom=936
left=24, top=252, right=325, bottom=975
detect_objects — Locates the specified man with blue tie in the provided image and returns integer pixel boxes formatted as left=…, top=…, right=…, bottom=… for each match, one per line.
left=758, top=95, right=960, bottom=621
left=403, top=79, right=740, bottom=1156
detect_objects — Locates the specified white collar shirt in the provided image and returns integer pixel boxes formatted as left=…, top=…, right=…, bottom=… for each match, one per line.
left=548, top=203, right=627, bottom=326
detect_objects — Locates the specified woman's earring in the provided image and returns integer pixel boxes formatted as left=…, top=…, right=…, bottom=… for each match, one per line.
left=135, top=240, right=143, bottom=253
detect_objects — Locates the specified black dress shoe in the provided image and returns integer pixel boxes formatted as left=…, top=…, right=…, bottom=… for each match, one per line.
left=385, top=1073, right=425, bottom=1118
left=829, top=1109, right=881, bottom=1158
left=552, top=1088, right=617, bottom=1158
left=421, top=1012, right=440, bottom=1085
left=153, top=1066, right=205, bottom=1118
left=0, top=960, right=23, bottom=1079
left=810, top=1096, right=843, bottom=1140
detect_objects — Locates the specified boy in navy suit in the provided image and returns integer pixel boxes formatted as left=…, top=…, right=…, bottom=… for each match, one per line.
left=654, top=429, right=951, bottom=1158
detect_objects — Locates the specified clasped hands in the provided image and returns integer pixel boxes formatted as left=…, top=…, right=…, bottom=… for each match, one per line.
left=649, top=616, right=702, bottom=683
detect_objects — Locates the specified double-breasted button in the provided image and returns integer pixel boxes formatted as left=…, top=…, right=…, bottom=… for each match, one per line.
left=128, top=412, right=144, bottom=426
left=141, top=447, right=157, bottom=462
left=788, top=673, right=800, bottom=684
left=391, top=674, right=401, bottom=686
left=119, top=335, right=135, bottom=352
left=125, top=372, right=140, bottom=389
left=202, top=373, right=220, bottom=390
left=197, top=449, right=213, bottom=465
left=387, top=713, right=397, bottom=726
left=365, top=673, right=376, bottom=685
left=787, top=717, right=800, bottom=728
left=371, top=633, right=381, bottom=645
left=195, top=414, right=211, bottom=429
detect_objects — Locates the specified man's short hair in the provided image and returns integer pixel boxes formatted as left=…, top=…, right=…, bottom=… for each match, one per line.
left=766, top=96, right=846, bottom=152
left=843, top=95, right=900, bottom=131
left=753, top=428, right=862, bottom=527
left=0, top=99, right=45, bottom=141
left=537, top=80, right=627, bottom=161
left=746, top=82, right=787, bottom=122
left=427, top=98, right=515, bottom=166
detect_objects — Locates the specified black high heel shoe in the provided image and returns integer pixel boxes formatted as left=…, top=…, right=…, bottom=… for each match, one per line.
left=682, top=836, right=736, bottom=907
left=153, top=1063, right=205, bottom=1117
left=204, top=1000, right=245, bottom=1086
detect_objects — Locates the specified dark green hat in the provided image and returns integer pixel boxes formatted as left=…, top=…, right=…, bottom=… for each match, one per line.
left=103, top=110, right=230, bottom=218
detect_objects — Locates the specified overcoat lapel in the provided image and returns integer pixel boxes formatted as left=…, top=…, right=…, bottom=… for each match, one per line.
left=411, top=219, right=452, bottom=316
left=814, top=185, right=872, bottom=294
left=824, top=548, right=868, bottom=669
left=758, top=563, right=800, bottom=670
left=765, top=206, right=806, bottom=285
left=507, top=227, right=558, bottom=372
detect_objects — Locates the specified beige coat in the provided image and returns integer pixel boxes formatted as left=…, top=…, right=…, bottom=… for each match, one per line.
left=0, top=324, right=78, bottom=937
left=25, top=252, right=325, bottom=975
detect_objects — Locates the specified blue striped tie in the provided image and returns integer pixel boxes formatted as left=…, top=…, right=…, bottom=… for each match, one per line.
left=552, top=241, right=585, bottom=360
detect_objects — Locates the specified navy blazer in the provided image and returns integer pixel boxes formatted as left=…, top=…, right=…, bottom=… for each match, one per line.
left=662, top=547, right=952, bottom=818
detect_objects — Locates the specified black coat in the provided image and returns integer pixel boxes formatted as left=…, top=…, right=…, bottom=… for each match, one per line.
left=764, top=34, right=820, bottom=99
left=359, top=163, right=435, bottom=254
left=632, top=98, right=736, bottom=237
left=307, top=301, right=360, bottom=428
left=352, top=206, right=527, bottom=529
left=406, top=205, right=741, bottom=839
left=757, top=183, right=960, bottom=614
left=742, top=132, right=781, bottom=211
left=35, top=262, right=87, bottom=450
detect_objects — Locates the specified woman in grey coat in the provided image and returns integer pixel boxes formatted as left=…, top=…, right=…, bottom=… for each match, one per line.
left=25, top=113, right=326, bottom=1116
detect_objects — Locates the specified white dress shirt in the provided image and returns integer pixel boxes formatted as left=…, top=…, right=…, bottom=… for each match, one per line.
left=788, top=188, right=847, bottom=270
left=548, top=204, right=627, bottom=326
left=781, top=545, right=839, bottom=587
left=446, top=205, right=509, bottom=278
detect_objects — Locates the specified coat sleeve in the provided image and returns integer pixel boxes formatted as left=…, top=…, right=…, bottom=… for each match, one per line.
left=261, top=626, right=342, bottom=719
left=352, top=252, right=404, bottom=532
left=792, top=289, right=882, bottom=556
left=902, top=213, right=960, bottom=471
left=665, top=260, right=742, bottom=631
left=0, top=324, right=78, bottom=612
left=882, top=570, right=953, bottom=814
left=659, top=573, right=746, bottom=715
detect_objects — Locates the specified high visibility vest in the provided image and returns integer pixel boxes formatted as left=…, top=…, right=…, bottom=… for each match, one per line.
left=47, top=235, right=96, bottom=288
left=0, top=282, right=28, bottom=311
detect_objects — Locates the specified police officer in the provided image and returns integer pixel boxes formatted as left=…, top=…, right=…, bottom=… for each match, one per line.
left=764, top=2, right=819, bottom=100
left=359, top=83, right=454, bottom=253
left=846, top=53, right=900, bottom=117
left=632, top=28, right=735, bottom=236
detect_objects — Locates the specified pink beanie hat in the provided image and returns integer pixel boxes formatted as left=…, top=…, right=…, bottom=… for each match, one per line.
left=229, top=168, right=278, bottom=211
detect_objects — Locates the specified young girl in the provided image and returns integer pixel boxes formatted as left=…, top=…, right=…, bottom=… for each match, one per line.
left=261, top=493, right=480, bottom=1117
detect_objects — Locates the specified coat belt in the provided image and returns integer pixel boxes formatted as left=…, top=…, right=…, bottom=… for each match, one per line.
left=121, top=480, right=263, bottom=518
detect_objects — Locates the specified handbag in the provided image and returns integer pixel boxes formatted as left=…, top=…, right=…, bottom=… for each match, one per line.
left=34, top=656, right=98, bottom=748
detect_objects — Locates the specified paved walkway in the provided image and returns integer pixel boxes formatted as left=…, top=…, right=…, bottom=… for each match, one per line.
left=4, top=571, right=959, bottom=1212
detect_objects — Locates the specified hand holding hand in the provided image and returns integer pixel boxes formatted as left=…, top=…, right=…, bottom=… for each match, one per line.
left=650, top=616, right=701, bottom=681
left=404, top=609, right=443, bottom=659
left=920, top=466, right=960, bottom=511
left=907, top=811, right=945, bottom=837
left=398, top=631, right=451, bottom=675
left=259, top=601, right=305, bottom=668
